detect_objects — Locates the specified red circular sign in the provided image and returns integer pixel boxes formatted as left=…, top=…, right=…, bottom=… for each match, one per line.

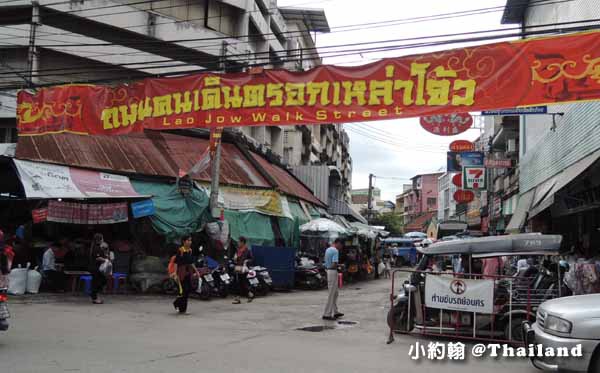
left=420, top=113, right=473, bottom=136
left=453, top=189, right=475, bottom=203
left=449, top=140, right=475, bottom=152
left=452, top=173, right=463, bottom=188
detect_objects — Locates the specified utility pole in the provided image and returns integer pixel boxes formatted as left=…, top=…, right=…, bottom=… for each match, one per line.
left=367, top=173, right=374, bottom=223
left=208, top=127, right=223, bottom=218
left=27, top=2, right=40, bottom=87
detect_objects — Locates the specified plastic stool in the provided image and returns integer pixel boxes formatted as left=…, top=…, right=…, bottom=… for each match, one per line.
left=79, top=275, right=93, bottom=295
left=112, top=273, right=127, bottom=293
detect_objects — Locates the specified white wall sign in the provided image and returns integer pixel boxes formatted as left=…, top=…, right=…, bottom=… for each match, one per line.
left=425, top=275, right=494, bottom=314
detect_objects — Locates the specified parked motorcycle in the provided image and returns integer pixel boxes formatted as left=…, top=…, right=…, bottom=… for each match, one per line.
left=295, top=256, right=327, bottom=290
left=251, top=266, right=273, bottom=295
left=0, top=288, right=9, bottom=331
left=226, top=258, right=260, bottom=297
left=211, top=265, right=231, bottom=298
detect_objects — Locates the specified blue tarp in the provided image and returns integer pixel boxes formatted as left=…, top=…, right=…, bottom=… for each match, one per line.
left=250, top=245, right=295, bottom=289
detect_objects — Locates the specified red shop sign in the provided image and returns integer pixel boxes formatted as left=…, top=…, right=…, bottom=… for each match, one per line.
left=454, top=189, right=475, bottom=203
left=449, top=140, right=475, bottom=152
left=420, top=113, right=473, bottom=136
left=452, top=173, right=463, bottom=188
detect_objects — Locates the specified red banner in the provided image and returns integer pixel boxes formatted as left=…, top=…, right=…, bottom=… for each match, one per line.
left=47, top=201, right=129, bottom=224
left=17, top=30, right=600, bottom=136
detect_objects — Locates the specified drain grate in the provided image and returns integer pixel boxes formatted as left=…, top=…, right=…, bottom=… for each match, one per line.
left=296, top=325, right=335, bottom=332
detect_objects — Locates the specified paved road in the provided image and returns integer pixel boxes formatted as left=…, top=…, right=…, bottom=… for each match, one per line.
left=0, top=278, right=537, bottom=373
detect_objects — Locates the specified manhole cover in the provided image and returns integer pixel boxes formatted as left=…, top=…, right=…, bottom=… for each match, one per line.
left=337, top=320, right=358, bottom=325
left=296, top=325, right=335, bottom=332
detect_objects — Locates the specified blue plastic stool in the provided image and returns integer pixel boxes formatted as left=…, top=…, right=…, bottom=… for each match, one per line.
left=112, top=273, right=127, bottom=293
left=79, top=275, right=93, bottom=295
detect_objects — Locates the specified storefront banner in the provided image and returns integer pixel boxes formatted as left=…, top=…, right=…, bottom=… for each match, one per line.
left=14, top=159, right=143, bottom=199
left=131, top=199, right=155, bottom=218
left=17, top=30, right=600, bottom=136
left=47, top=200, right=129, bottom=224
left=481, top=106, right=548, bottom=115
left=425, top=275, right=494, bottom=314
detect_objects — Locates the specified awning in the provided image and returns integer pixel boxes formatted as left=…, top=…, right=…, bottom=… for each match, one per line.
left=505, top=189, right=535, bottom=233
left=528, top=149, right=600, bottom=219
left=14, top=159, right=146, bottom=199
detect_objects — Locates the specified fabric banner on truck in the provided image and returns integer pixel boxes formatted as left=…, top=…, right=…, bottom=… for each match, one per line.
left=14, top=159, right=143, bottom=199
left=17, top=31, right=600, bottom=136
left=425, top=275, right=494, bottom=314
left=47, top=200, right=129, bottom=224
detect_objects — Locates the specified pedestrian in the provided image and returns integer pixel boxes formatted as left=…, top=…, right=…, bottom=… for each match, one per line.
left=0, top=230, right=15, bottom=290
left=232, top=236, right=254, bottom=304
left=171, top=235, right=200, bottom=314
left=89, top=233, right=109, bottom=304
left=322, top=238, right=344, bottom=321
left=42, top=242, right=66, bottom=292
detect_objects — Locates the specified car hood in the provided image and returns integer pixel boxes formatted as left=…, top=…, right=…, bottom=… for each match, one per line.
left=540, top=294, right=600, bottom=339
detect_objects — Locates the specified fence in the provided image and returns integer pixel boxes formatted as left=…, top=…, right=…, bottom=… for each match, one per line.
left=387, top=267, right=563, bottom=344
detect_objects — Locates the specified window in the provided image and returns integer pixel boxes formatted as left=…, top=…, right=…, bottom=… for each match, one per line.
left=427, top=198, right=437, bottom=208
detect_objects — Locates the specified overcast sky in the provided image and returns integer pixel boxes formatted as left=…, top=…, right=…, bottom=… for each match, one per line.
left=278, top=0, right=513, bottom=200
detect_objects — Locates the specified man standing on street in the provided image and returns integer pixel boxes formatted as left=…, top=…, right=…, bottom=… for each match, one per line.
left=323, top=238, right=344, bottom=321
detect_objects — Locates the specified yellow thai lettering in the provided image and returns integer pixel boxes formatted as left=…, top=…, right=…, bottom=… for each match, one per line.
left=410, top=62, right=430, bottom=105
left=452, top=79, right=477, bottom=106
left=267, top=83, right=284, bottom=107
left=201, top=76, right=222, bottom=110
left=172, top=91, right=192, bottom=114
left=285, top=83, right=306, bottom=106
left=393, top=80, right=414, bottom=105
left=242, top=84, right=266, bottom=108
left=222, top=86, right=243, bottom=109
left=152, top=95, right=173, bottom=117
left=101, top=107, right=119, bottom=130
left=118, top=104, right=137, bottom=127
left=137, top=98, right=152, bottom=121
left=426, top=66, right=458, bottom=106
left=306, top=82, right=330, bottom=106
left=342, top=80, right=367, bottom=106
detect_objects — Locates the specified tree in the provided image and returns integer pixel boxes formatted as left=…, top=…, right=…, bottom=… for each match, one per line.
left=369, top=212, right=404, bottom=235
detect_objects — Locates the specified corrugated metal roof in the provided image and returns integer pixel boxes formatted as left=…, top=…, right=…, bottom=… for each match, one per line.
left=16, top=132, right=270, bottom=187
left=249, top=152, right=325, bottom=207
left=405, top=212, right=435, bottom=232
left=16, top=132, right=326, bottom=206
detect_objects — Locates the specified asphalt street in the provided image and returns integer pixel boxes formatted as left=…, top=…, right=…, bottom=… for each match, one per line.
left=0, top=277, right=537, bottom=373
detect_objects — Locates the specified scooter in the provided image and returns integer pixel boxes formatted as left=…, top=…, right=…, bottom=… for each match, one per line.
left=226, top=258, right=260, bottom=297
left=251, top=266, right=273, bottom=295
left=295, top=256, right=327, bottom=290
left=0, top=288, right=9, bottom=331
left=211, top=265, right=231, bottom=298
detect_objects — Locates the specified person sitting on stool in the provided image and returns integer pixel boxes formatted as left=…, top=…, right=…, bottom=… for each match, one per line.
left=42, top=242, right=66, bottom=292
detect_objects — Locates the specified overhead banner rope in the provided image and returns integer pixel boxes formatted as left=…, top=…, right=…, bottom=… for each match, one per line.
left=16, top=30, right=600, bottom=136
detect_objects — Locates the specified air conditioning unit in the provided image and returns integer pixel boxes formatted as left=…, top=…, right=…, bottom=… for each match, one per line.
left=507, top=139, right=517, bottom=154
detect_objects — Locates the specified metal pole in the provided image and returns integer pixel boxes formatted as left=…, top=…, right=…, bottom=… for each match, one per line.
left=367, top=173, right=374, bottom=223
left=209, top=138, right=222, bottom=218
left=27, top=2, right=40, bottom=87
left=509, top=279, right=513, bottom=341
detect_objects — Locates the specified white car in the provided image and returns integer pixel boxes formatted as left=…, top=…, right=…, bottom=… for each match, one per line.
left=523, top=294, right=600, bottom=372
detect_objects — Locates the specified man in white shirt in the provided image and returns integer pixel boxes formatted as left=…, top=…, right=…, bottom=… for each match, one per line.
left=42, top=243, right=65, bottom=292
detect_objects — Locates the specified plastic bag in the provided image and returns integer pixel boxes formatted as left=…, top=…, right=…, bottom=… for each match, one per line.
left=26, top=267, right=42, bottom=294
left=8, top=263, right=29, bottom=295
left=377, top=262, right=386, bottom=275
left=99, top=260, right=113, bottom=276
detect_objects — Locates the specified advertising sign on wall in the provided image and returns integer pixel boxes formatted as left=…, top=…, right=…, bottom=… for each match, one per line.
left=419, top=113, right=472, bottom=136
left=462, top=166, right=486, bottom=190
left=449, top=140, right=475, bottom=152
left=447, top=151, right=484, bottom=172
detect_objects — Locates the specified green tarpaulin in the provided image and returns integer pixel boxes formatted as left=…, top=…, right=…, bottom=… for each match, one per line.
left=224, top=210, right=276, bottom=247
left=131, top=180, right=210, bottom=242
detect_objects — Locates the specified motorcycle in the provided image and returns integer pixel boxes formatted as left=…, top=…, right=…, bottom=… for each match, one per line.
left=0, top=288, right=8, bottom=331
left=295, top=256, right=327, bottom=290
left=226, top=258, right=260, bottom=298
left=211, top=265, right=231, bottom=298
left=251, top=266, right=273, bottom=295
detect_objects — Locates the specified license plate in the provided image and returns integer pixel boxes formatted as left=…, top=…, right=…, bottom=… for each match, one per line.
left=205, top=274, right=214, bottom=282
left=249, top=278, right=259, bottom=285
left=220, top=274, right=230, bottom=281
left=0, top=303, right=9, bottom=319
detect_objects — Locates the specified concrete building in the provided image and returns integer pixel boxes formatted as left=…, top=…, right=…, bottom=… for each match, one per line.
left=437, top=172, right=458, bottom=222
left=350, top=187, right=381, bottom=214
left=405, top=172, right=443, bottom=224
left=0, top=0, right=352, bottom=198
left=501, top=0, right=600, bottom=251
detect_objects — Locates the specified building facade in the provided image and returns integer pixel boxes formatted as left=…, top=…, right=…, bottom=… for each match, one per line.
left=502, top=0, right=600, bottom=251
left=405, top=172, right=443, bottom=224
left=0, top=0, right=352, bottom=197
